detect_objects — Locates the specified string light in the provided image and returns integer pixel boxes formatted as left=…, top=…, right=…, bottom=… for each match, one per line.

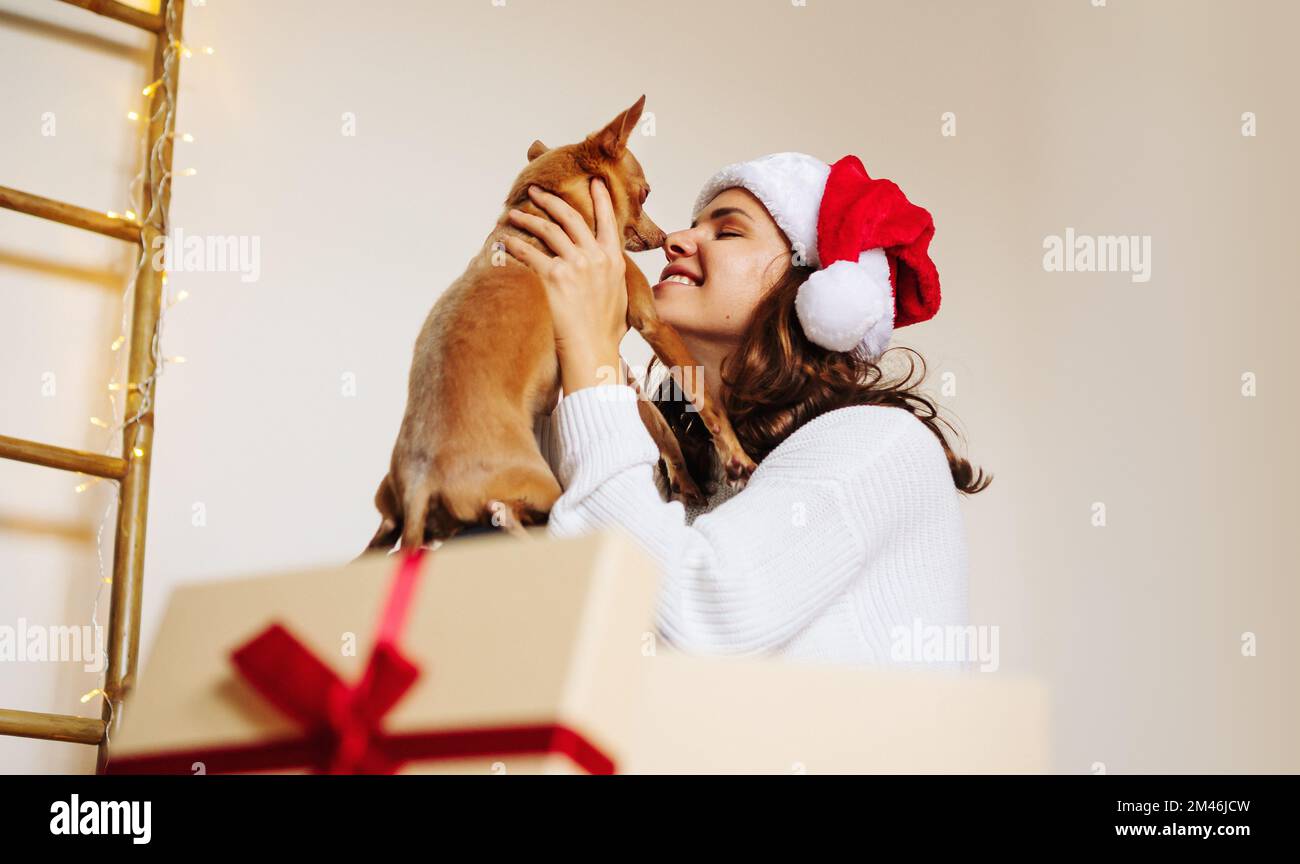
left=89, top=417, right=109, bottom=428
left=85, top=0, right=201, bottom=724
left=167, top=355, right=186, bottom=364
left=178, top=168, right=198, bottom=177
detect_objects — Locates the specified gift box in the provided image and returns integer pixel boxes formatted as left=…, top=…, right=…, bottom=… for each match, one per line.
left=628, top=652, right=1048, bottom=773
left=108, top=529, right=1048, bottom=774
left=108, top=531, right=659, bottom=774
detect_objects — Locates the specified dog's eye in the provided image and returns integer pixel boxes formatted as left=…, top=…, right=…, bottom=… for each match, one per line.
left=639, top=187, right=649, bottom=205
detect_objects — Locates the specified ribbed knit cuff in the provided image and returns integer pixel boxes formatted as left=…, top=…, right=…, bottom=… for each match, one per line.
left=555, top=384, right=659, bottom=496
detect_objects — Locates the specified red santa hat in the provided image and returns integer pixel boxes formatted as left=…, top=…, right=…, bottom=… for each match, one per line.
left=692, top=152, right=941, bottom=357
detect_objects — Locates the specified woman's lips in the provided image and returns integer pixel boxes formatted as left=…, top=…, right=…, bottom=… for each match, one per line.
left=654, top=274, right=702, bottom=290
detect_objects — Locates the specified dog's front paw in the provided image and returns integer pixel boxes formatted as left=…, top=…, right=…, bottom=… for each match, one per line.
left=671, top=478, right=708, bottom=508
left=665, top=459, right=707, bottom=507
left=719, top=446, right=757, bottom=490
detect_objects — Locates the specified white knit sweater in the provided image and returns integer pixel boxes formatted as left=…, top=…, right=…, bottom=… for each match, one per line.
left=535, top=384, right=969, bottom=666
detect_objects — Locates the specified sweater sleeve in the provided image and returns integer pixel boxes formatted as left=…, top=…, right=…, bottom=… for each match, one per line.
left=543, top=383, right=916, bottom=656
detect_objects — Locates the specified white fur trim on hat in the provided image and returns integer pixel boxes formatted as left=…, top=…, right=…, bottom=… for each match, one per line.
left=692, top=152, right=830, bottom=268
left=794, top=248, right=894, bottom=356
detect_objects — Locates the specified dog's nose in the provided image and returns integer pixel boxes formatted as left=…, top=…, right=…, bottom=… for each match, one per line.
left=639, top=219, right=667, bottom=250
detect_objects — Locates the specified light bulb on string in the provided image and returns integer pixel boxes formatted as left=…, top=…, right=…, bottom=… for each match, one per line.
left=170, top=39, right=214, bottom=57
left=74, top=477, right=102, bottom=494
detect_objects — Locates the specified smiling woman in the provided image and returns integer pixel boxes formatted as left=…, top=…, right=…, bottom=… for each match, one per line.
left=512, top=151, right=990, bottom=664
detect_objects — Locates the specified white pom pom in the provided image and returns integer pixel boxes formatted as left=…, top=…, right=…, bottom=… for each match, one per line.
left=794, top=248, right=894, bottom=354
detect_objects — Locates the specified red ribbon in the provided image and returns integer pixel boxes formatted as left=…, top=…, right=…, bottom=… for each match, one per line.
left=107, top=549, right=616, bottom=775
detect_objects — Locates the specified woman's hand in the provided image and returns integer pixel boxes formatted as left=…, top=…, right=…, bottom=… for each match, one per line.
left=502, top=179, right=628, bottom=395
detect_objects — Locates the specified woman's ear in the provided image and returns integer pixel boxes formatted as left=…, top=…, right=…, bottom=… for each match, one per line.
left=527, top=139, right=549, bottom=161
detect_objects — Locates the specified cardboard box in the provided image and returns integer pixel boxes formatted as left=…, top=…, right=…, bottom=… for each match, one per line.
left=108, top=529, right=1048, bottom=774
left=630, top=652, right=1048, bottom=773
left=109, top=531, right=658, bottom=774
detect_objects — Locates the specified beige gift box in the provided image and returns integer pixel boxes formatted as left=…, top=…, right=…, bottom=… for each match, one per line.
left=107, top=530, right=1047, bottom=774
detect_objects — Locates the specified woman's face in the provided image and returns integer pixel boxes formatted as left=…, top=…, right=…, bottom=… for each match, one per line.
left=651, top=187, right=791, bottom=346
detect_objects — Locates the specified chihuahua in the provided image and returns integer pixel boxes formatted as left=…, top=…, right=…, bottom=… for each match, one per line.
left=365, top=96, right=756, bottom=552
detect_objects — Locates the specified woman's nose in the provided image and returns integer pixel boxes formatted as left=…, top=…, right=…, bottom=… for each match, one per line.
left=663, top=228, right=697, bottom=260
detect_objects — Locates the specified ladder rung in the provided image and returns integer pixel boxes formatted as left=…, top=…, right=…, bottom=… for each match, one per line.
left=54, top=0, right=163, bottom=33
left=0, top=185, right=142, bottom=244
left=0, top=707, right=106, bottom=745
left=0, top=434, right=127, bottom=480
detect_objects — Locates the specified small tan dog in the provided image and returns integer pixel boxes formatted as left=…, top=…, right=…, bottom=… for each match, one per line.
left=365, top=96, right=756, bottom=553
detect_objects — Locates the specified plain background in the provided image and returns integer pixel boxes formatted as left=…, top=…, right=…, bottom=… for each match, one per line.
left=1, top=0, right=1296, bottom=773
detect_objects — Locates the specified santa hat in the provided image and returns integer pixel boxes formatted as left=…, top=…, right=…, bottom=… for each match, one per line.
left=692, top=152, right=941, bottom=357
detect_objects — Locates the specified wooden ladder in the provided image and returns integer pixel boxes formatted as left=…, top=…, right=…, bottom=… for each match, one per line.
left=0, top=0, right=185, bottom=774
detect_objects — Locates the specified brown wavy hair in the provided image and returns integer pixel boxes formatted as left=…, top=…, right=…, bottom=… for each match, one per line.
left=647, top=261, right=991, bottom=496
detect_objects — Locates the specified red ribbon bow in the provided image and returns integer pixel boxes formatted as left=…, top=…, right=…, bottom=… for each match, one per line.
left=229, top=549, right=427, bottom=774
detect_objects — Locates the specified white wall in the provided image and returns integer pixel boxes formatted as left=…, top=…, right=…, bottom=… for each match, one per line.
left=2, top=0, right=1297, bottom=773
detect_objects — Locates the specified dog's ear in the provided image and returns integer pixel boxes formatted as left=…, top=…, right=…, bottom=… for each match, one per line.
left=527, top=139, right=549, bottom=162
left=591, top=95, right=646, bottom=160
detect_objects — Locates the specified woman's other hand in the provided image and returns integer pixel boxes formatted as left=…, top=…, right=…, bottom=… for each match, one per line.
left=502, top=178, right=628, bottom=394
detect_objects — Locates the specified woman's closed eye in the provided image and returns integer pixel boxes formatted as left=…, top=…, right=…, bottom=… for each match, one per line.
left=716, top=229, right=743, bottom=239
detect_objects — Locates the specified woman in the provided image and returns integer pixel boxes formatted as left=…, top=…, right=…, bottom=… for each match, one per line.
left=502, top=152, right=989, bottom=666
